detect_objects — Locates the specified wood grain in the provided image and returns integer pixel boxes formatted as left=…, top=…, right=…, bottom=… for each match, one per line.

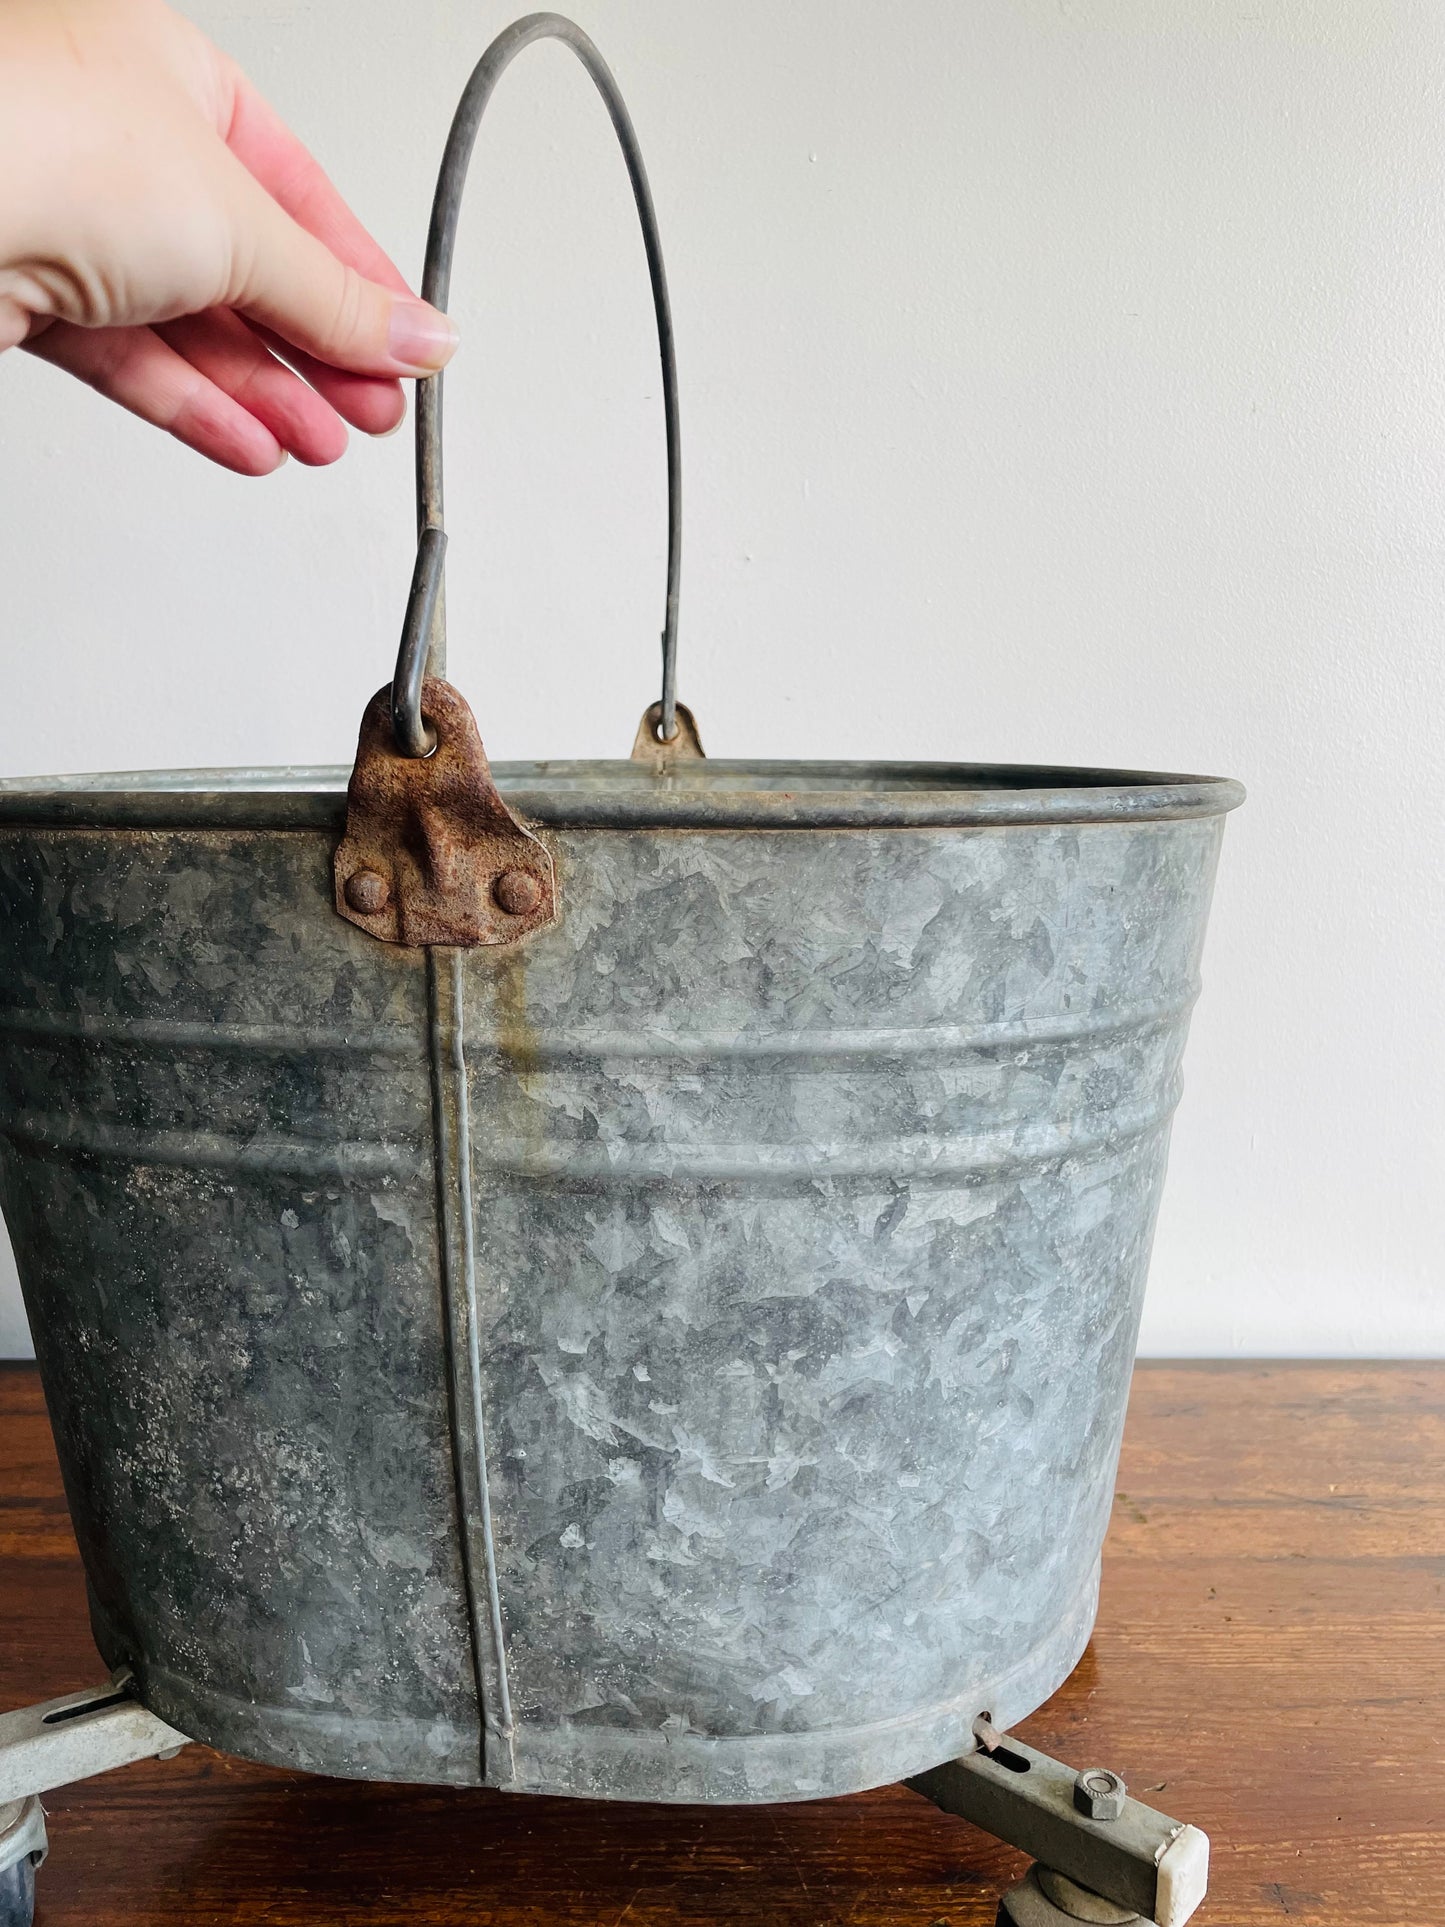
left=2, top=1360, right=1441, bottom=1926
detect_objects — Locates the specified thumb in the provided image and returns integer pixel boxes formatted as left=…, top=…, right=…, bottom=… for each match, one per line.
left=224, top=161, right=456, bottom=378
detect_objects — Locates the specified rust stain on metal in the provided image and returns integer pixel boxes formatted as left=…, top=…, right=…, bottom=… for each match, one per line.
left=492, top=948, right=541, bottom=1085
left=335, top=678, right=556, bottom=948
left=493, top=869, right=543, bottom=917
left=630, top=700, right=705, bottom=771
left=344, top=869, right=390, bottom=916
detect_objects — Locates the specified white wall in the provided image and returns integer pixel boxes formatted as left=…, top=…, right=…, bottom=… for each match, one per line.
left=2, top=0, right=1442, bottom=1357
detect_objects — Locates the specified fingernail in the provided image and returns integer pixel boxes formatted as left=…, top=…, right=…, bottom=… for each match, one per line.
left=387, top=299, right=458, bottom=374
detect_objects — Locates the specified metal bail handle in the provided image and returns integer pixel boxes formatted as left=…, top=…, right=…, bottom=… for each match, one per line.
left=392, top=10, right=686, bottom=758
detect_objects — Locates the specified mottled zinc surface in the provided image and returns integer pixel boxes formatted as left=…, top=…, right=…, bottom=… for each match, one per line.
left=0, top=831, right=478, bottom=1784
left=469, top=821, right=1221, bottom=1799
left=0, top=778, right=1228, bottom=1803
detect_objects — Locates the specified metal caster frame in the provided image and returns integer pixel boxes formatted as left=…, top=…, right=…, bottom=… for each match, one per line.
left=909, top=1719, right=1209, bottom=1927
left=0, top=1686, right=1207, bottom=1926
left=0, top=1673, right=187, bottom=1926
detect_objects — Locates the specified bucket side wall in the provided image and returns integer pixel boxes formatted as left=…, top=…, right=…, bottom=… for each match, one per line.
left=0, top=809, right=1227, bottom=1802
left=0, top=829, right=483, bottom=1783
left=461, top=819, right=1224, bottom=1800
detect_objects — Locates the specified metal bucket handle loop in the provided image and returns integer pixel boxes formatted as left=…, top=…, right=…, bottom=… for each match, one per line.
left=392, top=11, right=684, bottom=758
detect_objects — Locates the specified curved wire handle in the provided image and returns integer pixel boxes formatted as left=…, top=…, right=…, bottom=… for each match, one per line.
left=391, top=11, right=683, bottom=757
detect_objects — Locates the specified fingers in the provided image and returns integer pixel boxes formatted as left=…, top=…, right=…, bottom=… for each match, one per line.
left=157, top=309, right=348, bottom=465
left=0, top=294, right=33, bottom=355
left=222, top=148, right=457, bottom=381
left=218, top=71, right=417, bottom=429
left=250, top=325, right=406, bottom=437
left=222, top=69, right=413, bottom=296
left=24, top=321, right=285, bottom=476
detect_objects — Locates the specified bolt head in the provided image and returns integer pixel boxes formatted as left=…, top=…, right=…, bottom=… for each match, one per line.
left=493, top=868, right=544, bottom=917
left=344, top=869, right=390, bottom=916
left=1073, top=1768, right=1127, bottom=1822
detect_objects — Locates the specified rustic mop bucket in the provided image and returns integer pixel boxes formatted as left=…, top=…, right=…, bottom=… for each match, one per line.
left=0, top=16, right=1240, bottom=1806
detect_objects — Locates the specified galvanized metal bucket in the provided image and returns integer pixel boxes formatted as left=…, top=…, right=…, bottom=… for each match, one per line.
left=0, top=16, right=1241, bottom=1807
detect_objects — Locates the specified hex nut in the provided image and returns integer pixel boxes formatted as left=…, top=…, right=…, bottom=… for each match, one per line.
left=493, top=869, right=543, bottom=917
left=1073, top=1768, right=1127, bottom=1822
left=344, top=870, right=390, bottom=916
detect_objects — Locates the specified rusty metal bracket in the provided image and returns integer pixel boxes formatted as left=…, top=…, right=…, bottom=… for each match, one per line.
left=630, top=700, right=705, bottom=770
left=335, top=679, right=556, bottom=948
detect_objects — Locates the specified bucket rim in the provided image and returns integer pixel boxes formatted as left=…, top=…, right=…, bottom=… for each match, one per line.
left=0, top=758, right=1245, bottom=831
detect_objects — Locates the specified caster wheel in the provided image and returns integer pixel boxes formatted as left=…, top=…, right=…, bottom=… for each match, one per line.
left=0, top=1799, right=45, bottom=1927
left=0, top=1856, right=35, bottom=1927
left=998, top=1865, right=1140, bottom=1926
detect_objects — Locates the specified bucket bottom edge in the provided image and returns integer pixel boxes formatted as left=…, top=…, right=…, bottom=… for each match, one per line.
left=112, top=1563, right=1100, bottom=1802
left=501, top=1563, right=1101, bottom=1804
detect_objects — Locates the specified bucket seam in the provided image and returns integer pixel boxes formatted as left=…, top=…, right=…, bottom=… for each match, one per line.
left=428, top=946, right=516, bottom=1782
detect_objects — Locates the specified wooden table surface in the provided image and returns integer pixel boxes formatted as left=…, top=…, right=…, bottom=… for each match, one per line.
left=2, top=1360, right=1441, bottom=1926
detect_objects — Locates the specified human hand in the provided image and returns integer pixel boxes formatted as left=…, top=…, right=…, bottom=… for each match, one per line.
left=0, top=0, right=456, bottom=474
